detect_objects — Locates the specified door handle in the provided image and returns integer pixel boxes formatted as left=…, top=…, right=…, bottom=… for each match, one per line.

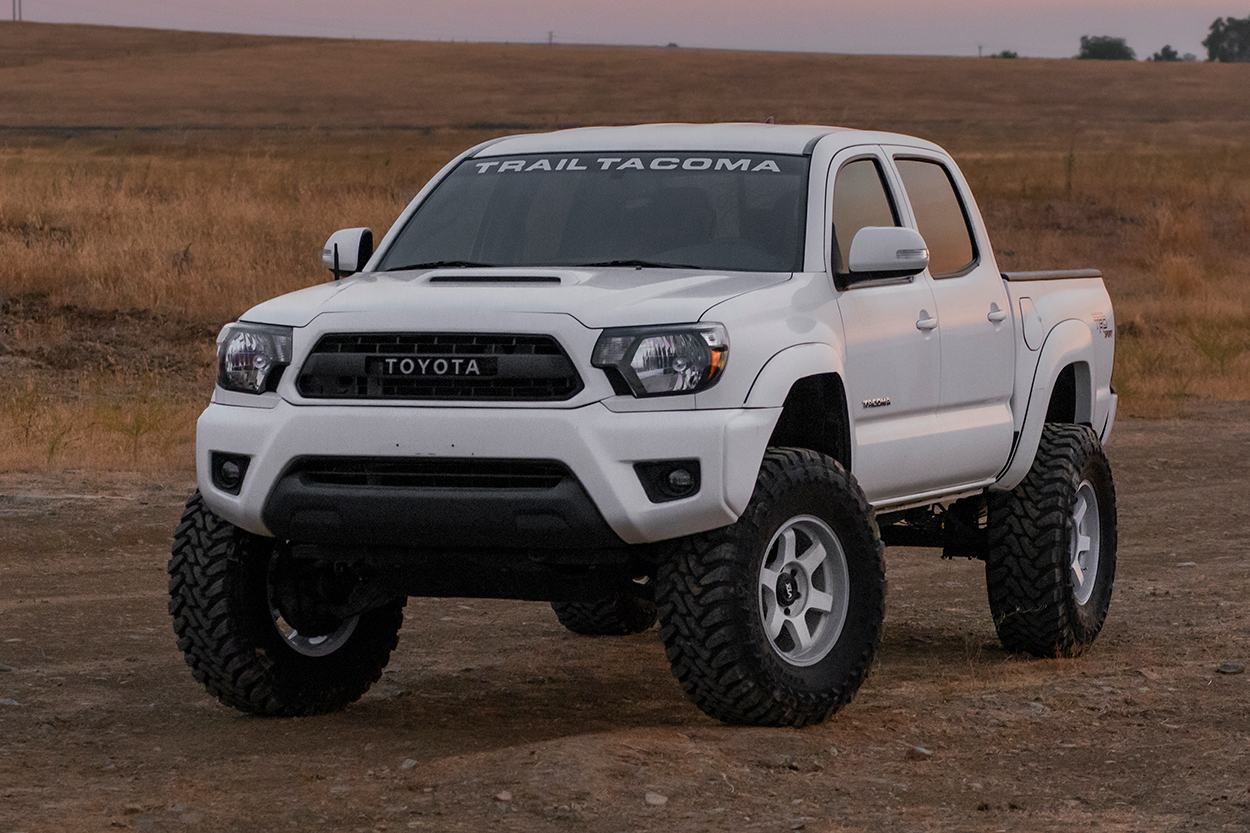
left=987, top=303, right=1008, bottom=323
left=916, top=311, right=938, bottom=331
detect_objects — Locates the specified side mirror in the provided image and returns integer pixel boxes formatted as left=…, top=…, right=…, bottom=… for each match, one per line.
left=321, top=228, right=373, bottom=280
left=838, top=226, right=930, bottom=289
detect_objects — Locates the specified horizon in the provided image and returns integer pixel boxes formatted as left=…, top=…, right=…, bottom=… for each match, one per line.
left=4, top=1, right=1234, bottom=61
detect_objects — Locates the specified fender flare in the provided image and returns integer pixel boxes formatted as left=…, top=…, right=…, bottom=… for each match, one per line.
left=995, top=318, right=1095, bottom=490
left=744, top=342, right=846, bottom=408
left=718, top=343, right=849, bottom=516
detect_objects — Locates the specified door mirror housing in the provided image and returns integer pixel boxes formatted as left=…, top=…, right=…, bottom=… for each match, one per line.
left=321, top=228, right=373, bottom=280
left=838, top=226, right=930, bottom=289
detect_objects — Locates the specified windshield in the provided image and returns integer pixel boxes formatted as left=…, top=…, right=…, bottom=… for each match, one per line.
left=377, top=152, right=809, bottom=273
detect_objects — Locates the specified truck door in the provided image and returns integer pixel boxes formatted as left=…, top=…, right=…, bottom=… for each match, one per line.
left=886, top=148, right=1015, bottom=486
left=827, top=148, right=945, bottom=503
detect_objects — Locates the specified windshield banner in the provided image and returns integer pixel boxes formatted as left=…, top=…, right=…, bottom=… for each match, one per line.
left=468, top=153, right=799, bottom=175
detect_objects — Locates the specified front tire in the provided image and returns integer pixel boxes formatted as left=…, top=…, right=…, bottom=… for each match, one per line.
left=168, top=492, right=405, bottom=716
left=655, top=448, right=886, bottom=727
left=985, top=424, right=1117, bottom=657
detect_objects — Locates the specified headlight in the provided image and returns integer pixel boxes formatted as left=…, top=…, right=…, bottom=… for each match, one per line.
left=592, top=323, right=728, bottom=397
left=216, top=322, right=293, bottom=394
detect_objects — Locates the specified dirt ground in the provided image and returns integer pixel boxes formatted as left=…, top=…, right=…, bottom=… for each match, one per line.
left=1, top=404, right=1249, bottom=833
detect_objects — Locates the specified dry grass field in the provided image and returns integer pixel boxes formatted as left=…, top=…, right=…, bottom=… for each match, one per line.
left=1, top=22, right=1248, bottom=469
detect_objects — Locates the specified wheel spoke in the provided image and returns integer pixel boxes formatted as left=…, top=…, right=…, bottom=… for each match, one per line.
left=806, top=588, right=836, bottom=614
left=787, top=616, right=814, bottom=651
left=759, top=565, right=782, bottom=593
left=796, top=540, right=828, bottom=574
left=1073, top=496, right=1088, bottom=530
left=1076, top=534, right=1092, bottom=557
left=777, top=528, right=799, bottom=565
left=1070, top=554, right=1085, bottom=587
left=763, top=597, right=787, bottom=641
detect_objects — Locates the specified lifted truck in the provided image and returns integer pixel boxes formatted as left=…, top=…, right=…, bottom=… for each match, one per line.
left=170, top=123, right=1117, bottom=727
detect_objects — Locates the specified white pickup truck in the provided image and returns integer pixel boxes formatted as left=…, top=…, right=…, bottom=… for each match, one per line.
left=170, top=123, right=1117, bottom=727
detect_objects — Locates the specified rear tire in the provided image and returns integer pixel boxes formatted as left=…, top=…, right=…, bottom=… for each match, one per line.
left=551, top=595, right=657, bottom=636
left=168, top=491, right=405, bottom=716
left=986, top=424, right=1117, bottom=657
left=655, top=448, right=885, bottom=727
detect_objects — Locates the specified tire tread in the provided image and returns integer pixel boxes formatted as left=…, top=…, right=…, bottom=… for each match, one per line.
left=169, top=492, right=403, bottom=716
left=551, top=596, right=657, bottom=636
left=655, top=448, right=885, bottom=727
left=986, top=424, right=1116, bottom=657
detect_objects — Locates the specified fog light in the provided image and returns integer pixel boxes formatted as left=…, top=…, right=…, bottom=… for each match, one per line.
left=634, top=460, right=701, bottom=504
left=211, top=452, right=251, bottom=496
left=667, top=468, right=695, bottom=491
left=220, top=461, right=242, bottom=486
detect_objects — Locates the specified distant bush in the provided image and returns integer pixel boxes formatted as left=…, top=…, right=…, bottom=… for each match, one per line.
left=991, top=50, right=1018, bottom=59
left=1078, top=35, right=1136, bottom=60
left=1150, top=45, right=1181, bottom=62
left=1202, top=15, right=1250, bottom=62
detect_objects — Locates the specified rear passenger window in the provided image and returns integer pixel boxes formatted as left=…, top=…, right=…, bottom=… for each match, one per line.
left=894, top=159, right=977, bottom=277
left=831, top=159, right=899, bottom=274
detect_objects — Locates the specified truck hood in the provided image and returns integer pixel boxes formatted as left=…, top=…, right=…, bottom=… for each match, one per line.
left=240, top=267, right=792, bottom=330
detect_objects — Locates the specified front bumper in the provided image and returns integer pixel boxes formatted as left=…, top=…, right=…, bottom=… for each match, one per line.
left=197, top=399, right=780, bottom=545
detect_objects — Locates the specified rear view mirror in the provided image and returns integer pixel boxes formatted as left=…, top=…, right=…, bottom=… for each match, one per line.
left=838, top=226, right=930, bottom=288
left=321, top=228, right=374, bottom=280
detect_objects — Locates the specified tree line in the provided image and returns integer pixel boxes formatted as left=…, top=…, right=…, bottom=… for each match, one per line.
left=1201, top=14, right=1250, bottom=61
left=992, top=14, right=1250, bottom=62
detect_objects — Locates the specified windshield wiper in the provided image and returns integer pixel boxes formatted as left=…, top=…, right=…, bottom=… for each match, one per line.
left=387, top=260, right=494, bottom=271
left=577, top=259, right=698, bottom=269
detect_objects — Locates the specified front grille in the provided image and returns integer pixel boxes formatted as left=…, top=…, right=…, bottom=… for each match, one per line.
left=296, top=333, right=584, bottom=401
left=290, top=457, right=570, bottom=490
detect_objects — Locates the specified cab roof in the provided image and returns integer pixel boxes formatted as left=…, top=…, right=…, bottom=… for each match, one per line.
left=472, top=123, right=940, bottom=157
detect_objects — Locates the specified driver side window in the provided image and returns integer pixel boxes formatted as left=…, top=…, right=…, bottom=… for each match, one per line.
left=831, top=158, right=900, bottom=274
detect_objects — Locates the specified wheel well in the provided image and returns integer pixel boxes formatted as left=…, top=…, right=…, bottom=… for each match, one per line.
left=767, top=373, right=851, bottom=470
left=1045, top=363, right=1093, bottom=426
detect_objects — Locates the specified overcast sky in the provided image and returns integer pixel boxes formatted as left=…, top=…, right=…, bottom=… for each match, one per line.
left=11, top=0, right=1229, bottom=60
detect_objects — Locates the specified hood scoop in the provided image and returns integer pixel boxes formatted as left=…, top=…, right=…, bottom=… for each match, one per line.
left=427, top=275, right=563, bottom=285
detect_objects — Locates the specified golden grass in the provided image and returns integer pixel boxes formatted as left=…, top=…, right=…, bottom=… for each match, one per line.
left=969, top=147, right=1250, bottom=416
left=2, top=22, right=1248, bottom=150
left=0, top=22, right=1248, bottom=470
left=0, top=134, right=473, bottom=319
left=0, top=372, right=199, bottom=471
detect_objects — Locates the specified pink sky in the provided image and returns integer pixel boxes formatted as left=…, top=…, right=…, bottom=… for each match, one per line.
left=11, top=0, right=1229, bottom=59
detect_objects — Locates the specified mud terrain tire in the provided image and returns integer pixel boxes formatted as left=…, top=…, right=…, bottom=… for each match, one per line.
left=168, top=491, right=405, bottom=716
left=986, top=423, right=1117, bottom=657
left=551, top=595, right=657, bottom=635
left=655, top=448, right=885, bottom=727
